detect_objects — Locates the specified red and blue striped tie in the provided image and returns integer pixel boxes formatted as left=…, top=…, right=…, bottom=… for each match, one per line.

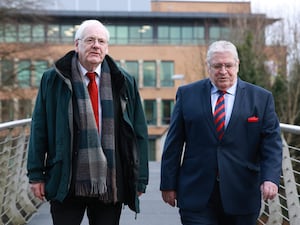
left=214, top=90, right=226, bottom=140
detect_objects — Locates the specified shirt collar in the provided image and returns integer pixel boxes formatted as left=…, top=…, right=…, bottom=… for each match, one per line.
left=211, top=81, right=237, bottom=96
left=78, top=63, right=102, bottom=77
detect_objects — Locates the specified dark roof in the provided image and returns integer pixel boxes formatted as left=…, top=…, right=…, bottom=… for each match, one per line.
left=15, top=9, right=280, bottom=25
left=28, top=9, right=266, bottom=18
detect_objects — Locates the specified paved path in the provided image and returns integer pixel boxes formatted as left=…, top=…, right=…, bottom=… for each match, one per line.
left=26, top=162, right=181, bottom=225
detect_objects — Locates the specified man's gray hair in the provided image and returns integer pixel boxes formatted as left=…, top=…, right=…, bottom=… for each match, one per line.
left=74, top=20, right=110, bottom=42
left=206, top=40, right=239, bottom=63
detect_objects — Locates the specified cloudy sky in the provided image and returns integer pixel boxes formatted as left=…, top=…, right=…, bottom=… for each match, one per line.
left=174, top=0, right=299, bottom=17
left=250, top=0, right=299, bottom=17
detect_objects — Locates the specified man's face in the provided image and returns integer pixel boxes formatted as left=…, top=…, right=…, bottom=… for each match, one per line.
left=207, top=51, right=239, bottom=91
left=75, top=25, right=108, bottom=70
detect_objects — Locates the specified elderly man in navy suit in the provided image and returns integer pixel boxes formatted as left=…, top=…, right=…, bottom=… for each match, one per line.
left=160, top=40, right=282, bottom=225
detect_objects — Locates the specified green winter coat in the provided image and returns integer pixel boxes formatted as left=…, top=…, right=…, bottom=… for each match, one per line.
left=27, top=51, right=149, bottom=213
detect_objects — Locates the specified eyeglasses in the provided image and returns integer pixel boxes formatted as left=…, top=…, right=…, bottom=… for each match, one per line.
left=78, top=37, right=108, bottom=46
left=210, top=63, right=236, bottom=70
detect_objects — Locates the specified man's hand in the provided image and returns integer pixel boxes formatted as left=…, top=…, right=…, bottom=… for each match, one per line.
left=260, top=181, right=278, bottom=201
left=161, top=190, right=177, bottom=207
left=30, top=182, right=46, bottom=201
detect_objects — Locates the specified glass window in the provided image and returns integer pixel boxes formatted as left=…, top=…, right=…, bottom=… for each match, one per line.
left=1, top=60, right=14, bottom=86
left=221, top=27, right=230, bottom=40
left=194, top=26, right=205, bottom=44
left=5, top=23, right=17, bottom=42
left=124, top=61, right=139, bottom=85
left=128, top=25, right=153, bottom=44
left=61, top=25, right=75, bottom=43
left=17, top=60, right=31, bottom=88
left=0, top=22, right=206, bottom=45
left=182, top=26, right=193, bottom=44
left=160, top=61, right=174, bottom=87
left=144, top=100, right=157, bottom=125
left=157, top=25, right=205, bottom=45
left=116, top=26, right=128, bottom=44
left=129, top=26, right=140, bottom=44
left=140, top=25, right=153, bottom=44
left=0, top=24, right=4, bottom=42
left=106, top=25, right=116, bottom=44
left=209, top=26, right=220, bottom=41
left=161, top=100, right=174, bottom=125
left=47, top=24, right=60, bottom=43
left=148, top=138, right=156, bottom=161
left=19, top=24, right=31, bottom=42
left=32, top=24, right=45, bottom=43
left=1, top=100, right=14, bottom=122
left=170, top=26, right=181, bottom=44
left=34, top=60, right=48, bottom=87
left=158, top=25, right=169, bottom=44
left=143, top=61, right=156, bottom=87
left=18, top=99, right=32, bottom=119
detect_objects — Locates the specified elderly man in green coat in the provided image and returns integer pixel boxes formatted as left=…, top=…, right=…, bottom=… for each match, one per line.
left=27, top=19, right=149, bottom=225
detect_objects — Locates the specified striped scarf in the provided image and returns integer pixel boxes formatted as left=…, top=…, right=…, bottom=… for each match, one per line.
left=71, top=55, right=117, bottom=202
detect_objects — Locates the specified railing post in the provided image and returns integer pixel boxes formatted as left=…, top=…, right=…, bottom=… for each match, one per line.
left=0, top=135, right=11, bottom=225
left=0, top=132, right=26, bottom=225
left=15, top=125, right=39, bottom=222
left=266, top=195, right=282, bottom=225
left=281, top=137, right=300, bottom=225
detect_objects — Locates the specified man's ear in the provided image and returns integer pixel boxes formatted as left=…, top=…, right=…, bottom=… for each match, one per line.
left=75, top=40, right=79, bottom=52
left=236, top=59, right=240, bottom=73
left=205, top=60, right=210, bottom=73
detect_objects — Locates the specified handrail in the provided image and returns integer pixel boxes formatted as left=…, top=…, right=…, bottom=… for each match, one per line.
left=0, top=118, right=31, bottom=131
left=280, top=123, right=300, bottom=135
left=0, top=120, right=300, bottom=224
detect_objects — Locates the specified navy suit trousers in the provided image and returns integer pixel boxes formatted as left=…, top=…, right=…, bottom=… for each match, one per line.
left=179, top=181, right=259, bottom=225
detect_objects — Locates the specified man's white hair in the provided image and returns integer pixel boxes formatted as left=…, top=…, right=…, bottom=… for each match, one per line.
left=206, top=40, right=239, bottom=64
left=74, top=20, right=110, bottom=42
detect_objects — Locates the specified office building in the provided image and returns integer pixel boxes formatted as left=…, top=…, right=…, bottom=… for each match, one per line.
left=0, top=1, right=285, bottom=160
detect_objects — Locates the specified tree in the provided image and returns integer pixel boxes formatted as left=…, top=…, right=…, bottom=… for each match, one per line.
left=0, top=0, right=52, bottom=58
left=236, top=32, right=271, bottom=89
left=265, top=4, right=300, bottom=145
left=0, top=0, right=52, bottom=12
left=0, top=0, right=52, bottom=122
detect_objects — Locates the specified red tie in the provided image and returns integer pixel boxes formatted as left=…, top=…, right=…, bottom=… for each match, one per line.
left=214, top=90, right=226, bottom=140
left=86, top=72, right=99, bottom=131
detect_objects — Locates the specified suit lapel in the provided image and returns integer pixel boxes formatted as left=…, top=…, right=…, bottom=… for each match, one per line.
left=225, top=79, right=246, bottom=132
left=201, top=79, right=218, bottom=136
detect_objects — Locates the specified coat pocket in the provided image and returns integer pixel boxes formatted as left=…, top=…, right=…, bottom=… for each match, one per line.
left=44, top=156, right=63, bottom=199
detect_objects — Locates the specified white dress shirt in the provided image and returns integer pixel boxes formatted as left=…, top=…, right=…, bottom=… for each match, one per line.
left=211, top=82, right=237, bottom=128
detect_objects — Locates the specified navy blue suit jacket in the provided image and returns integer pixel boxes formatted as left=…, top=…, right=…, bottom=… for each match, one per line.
left=160, top=78, right=282, bottom=214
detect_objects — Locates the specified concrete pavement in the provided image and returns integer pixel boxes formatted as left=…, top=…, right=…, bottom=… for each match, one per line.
left=26, top=161, right=181, bottom=225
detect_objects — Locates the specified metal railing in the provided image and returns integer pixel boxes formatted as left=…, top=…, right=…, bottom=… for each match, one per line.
left=258, top=124, right=300, bottom=225
left=0, top=119, right=42, bottom=225
left=0, top=119, right=300, bottom=225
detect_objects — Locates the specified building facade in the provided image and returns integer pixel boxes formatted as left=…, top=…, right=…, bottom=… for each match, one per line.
left=0, top=1, right=285, bottom=160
